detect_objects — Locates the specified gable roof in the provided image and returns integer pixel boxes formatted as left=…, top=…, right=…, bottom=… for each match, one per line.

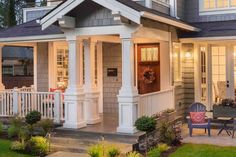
left=179, top=20, right=236, bottom=39
left=40, top=0, right=199, bottom=31
left=0, top=20, right=64, bottom=42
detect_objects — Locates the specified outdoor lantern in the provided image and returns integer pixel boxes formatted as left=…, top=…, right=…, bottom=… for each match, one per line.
left=185, top=51, right=192, bottom=58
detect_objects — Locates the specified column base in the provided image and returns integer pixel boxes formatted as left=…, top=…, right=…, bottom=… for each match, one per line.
left=117, top=126, right=137, bottom=134
left=84, top=91, right=101, bottom=125
left=63, top=92, right=86, bottom=129
left=63, top=121, right=87, bottom=129
left=87, top=117, right=101, bottom=125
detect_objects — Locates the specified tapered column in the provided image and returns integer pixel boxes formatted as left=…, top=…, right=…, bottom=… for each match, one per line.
left=117, top=36, right=139, bottom=134
left=63, top=35, right=86, bottom=129
left=83, top=39, right=101, bottom=124
left=0, top=46, right=5, bottom=90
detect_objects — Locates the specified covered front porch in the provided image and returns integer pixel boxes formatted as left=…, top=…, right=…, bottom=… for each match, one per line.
left=0, top=0, right=198, bottom=134
left=0, top=26, right=175, bottom=134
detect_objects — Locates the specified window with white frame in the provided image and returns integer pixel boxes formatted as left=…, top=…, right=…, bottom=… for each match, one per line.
left=200, top=0, right=236, bottom=15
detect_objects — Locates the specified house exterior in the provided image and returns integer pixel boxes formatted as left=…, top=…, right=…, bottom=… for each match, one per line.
left=0, top=0, right=235, bottom=134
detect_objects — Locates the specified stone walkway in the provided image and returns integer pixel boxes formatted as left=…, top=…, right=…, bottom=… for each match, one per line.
left=182, top=124, right=236, bottom=147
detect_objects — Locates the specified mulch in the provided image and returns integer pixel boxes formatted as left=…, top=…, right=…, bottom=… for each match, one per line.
left=161, top=146, right=179, bottom=157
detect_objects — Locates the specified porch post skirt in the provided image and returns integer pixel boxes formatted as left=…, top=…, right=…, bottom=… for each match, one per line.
left=63, top=35, right=86, bottom=129
left=117, top=36, right=139, bottom=134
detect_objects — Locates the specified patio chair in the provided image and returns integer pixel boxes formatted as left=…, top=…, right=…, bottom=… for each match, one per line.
left=188, top=102, right=211, bottom=137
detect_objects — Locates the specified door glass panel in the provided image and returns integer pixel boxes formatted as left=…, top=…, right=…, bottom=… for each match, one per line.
left=211, top=46, right=226, bottom=103
left=200, top=47, right=207, bottom=102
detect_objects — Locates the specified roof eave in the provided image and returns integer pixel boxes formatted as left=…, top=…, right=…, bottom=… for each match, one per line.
left=0, top=34, right=65, bottom=43
left=141, top=11, right=200, bottom=32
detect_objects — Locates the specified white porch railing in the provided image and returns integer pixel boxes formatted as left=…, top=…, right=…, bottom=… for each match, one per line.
left=0, top=89, right=64, bottom=123
left=139, top=88, right=175, bottom=117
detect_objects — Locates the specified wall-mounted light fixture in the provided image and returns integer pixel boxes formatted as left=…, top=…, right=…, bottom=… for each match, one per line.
left=185, top=51, right=192, bottom=58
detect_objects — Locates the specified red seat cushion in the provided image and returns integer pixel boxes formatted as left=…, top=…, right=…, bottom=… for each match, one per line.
left=190, top=112, right=206, bottom=124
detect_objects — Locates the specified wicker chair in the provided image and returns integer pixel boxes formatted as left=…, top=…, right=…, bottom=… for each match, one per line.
left=188, top=102, right=211, bottom=137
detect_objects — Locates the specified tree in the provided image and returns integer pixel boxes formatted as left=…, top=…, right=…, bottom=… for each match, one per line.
left=6, top=0, right=17, bottom=27
left=25, top=0, right=36, bottom=7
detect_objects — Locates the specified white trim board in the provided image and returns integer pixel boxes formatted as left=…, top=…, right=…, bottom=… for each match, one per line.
left=0, top=34, right=65, bottom=43
left=180, top=36, right=236, bottom=42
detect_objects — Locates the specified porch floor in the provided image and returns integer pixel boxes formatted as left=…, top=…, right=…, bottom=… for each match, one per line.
left=78, top=114, right=118, bottom=134
left=182, top=124, right=236, bottom=147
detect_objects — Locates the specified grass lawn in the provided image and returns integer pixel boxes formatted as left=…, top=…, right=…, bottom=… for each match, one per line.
left=0, top=140, right=32, bottom=157
left=170, top=144, right=236, bottom=157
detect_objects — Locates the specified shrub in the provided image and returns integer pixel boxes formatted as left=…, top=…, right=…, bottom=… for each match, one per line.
left=25, top=111, right=41, bottom=125
left=25, top=136, right=49, bottom=157
left=159, top=122, right=175, bottom=145
left=10, top=141, right=25, bottom=152
left=0, top=122, right=3, bottom=135
left=8, top=125, right=20, bottom=138
left=87, top=144, right=102, bottom=157
left=126, top=151, right=141, bottom=157
left=157, top=143, right=170, bottom=153
left=147, top=147, right=161, bottom=157
left=37, top=119, right=54, bottom=136
left=134, top=116, right=156, bottom=133
left=19, top=127, right=30, bottom=144
left=10, top=116, right=24, bottom=127
left=107, top=146, right=120, bottom=157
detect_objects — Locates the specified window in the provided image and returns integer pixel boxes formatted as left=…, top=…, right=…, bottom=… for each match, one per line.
left=56, top=48, right=69, bottom=88
left=172, top=43, right=181, bottom=84
left=200, top=0, right=236, bottom=15
left=141, top=47, right=159, bottom=62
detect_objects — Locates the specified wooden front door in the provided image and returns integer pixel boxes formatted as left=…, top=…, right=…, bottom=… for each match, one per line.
left=137, top=44, right=160, bottom=95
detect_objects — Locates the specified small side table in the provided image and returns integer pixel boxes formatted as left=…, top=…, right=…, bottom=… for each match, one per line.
left=217, top=117, right=233, bottom=136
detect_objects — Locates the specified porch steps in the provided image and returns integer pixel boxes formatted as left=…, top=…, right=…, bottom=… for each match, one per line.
left=50, top=127, right=143, bottom=154
left=53, top=127, right=144, bottom=144
left=50, top=137, right=133, bottom=155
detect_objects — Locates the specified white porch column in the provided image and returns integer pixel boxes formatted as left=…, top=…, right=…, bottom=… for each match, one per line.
left=63, top=35, right=86, bottom=129
left=83, top=39, right=101, bottom=124
left=117, top=36, right=139, bottom=134
left=0, top=46, right=5, bottom=90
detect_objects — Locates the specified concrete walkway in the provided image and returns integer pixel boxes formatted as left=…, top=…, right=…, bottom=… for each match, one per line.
left=182, top=124, right=236, bottom=147
left=47, top=152, right=89, bottom=157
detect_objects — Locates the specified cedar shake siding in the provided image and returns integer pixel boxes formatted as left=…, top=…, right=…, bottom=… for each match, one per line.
left=37, top=42, right=49, bottom=92
left=103, top=43, right=122, bottom=115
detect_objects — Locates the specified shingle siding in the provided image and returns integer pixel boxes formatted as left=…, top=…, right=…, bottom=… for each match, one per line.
left=26, top=9, right=50, bottom=22
left=152, top=1, right=170, bottom=15
left=37, top=42, right=49, bottom=92
left=177, top=0, right=185, bottom=20
left=103, top=43, right=122, bottom=115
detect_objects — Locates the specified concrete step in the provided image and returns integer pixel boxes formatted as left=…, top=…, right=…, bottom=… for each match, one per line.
left=50, top=136, right=133, bottom=155
left=54, top=127, right=143, bottom=144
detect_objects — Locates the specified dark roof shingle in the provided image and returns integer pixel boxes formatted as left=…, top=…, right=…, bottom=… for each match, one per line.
left=179, top=20, right=236, bottom=38
left=0, top=20, right=63, bottom=38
